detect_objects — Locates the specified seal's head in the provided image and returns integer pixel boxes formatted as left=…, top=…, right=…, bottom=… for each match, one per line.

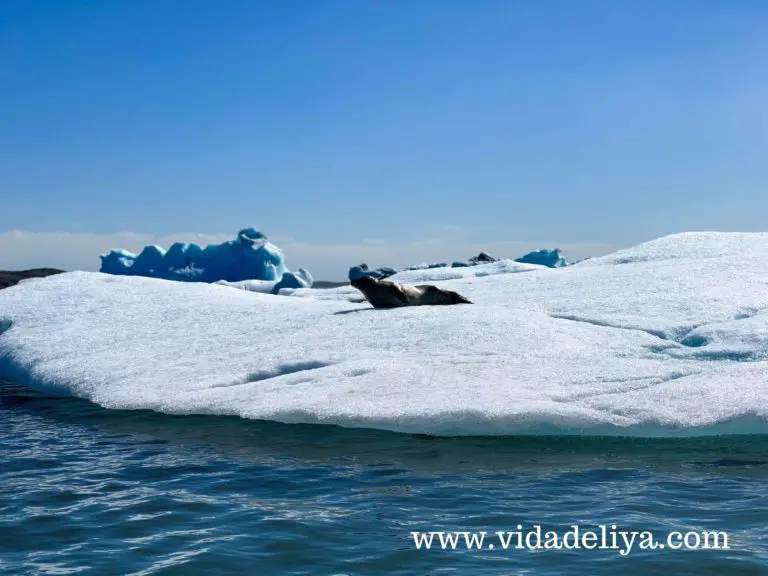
left=350, top=275, right=377, bottom=290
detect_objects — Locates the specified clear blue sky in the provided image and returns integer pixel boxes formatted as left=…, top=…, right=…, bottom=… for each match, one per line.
left=2, top=0, right=767, bottom=247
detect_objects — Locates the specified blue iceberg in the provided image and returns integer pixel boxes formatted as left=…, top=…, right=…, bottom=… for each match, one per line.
left=515, top=248, right=568, bottom=268
left=100, top=228, right=312, bottom=286
left=272, top=269, right=314, bottom=294
left=348, top=264, right=398, bottom=281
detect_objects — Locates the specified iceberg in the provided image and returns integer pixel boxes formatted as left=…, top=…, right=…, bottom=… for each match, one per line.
left=349, top=248, right=568, bottom=282
left=271, top=268, right=314, bottom=294
left=348, top=264, right=398, bottom=281
left=216, top=269, right=314, bottom=295
left=2, top=232, right=768, bottom=437
left=467, top=251, right=499, bottom=266
left=213, top=279, right=278, bottom=294
left=99, top=228, right=311, bottom=285
left=516, top=248, right=568, bottom=268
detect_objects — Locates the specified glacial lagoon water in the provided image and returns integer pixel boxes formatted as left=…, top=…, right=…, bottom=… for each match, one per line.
left=1, top=380, right=767, bottom=575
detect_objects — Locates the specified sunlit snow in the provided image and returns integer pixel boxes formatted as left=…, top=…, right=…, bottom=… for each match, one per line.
left=2, top=232, right=767, bottom=436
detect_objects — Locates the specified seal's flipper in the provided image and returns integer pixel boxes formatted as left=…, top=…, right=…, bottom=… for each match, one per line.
left=448, top=291, right=473, bottom=304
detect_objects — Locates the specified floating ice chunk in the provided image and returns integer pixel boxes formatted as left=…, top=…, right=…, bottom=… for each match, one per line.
left=516, top=248, right=568, bottom=268
left=348, top=264, right=397, bottom=281
left=215, top=279, right=278, bottom=294
left=216, top=268, right=314, bottom=294
left=100, top=228, right=302, bottom=283
left=467, top=252, right=498, bottom=266
left=3, top=231, right=768, bottom=436
left=272, top=268, right=314, bottom=294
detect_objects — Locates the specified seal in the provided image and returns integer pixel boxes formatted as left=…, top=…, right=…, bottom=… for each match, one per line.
left=350, top=276, right=473, bottom=309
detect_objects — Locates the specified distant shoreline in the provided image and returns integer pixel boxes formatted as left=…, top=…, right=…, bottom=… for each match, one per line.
left=0, top=269, right=348, bottom=291
left=0, top=269, right=65, bottom=289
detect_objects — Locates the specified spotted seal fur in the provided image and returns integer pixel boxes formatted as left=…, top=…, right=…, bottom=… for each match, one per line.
left=350, top=276, right=472, bottom=309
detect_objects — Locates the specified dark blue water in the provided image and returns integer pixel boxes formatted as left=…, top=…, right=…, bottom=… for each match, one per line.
left=1, top=379, right=767, bottom=575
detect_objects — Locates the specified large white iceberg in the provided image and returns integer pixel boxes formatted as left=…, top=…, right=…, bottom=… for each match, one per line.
left=2, top=232, right=768, bottom=437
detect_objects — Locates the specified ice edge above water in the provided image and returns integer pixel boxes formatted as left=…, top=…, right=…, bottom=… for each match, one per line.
left=1, top=231, right=768, bottom=437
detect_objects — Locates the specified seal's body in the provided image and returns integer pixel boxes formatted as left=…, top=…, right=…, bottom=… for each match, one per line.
left=350, top=276, right=472, bottom=309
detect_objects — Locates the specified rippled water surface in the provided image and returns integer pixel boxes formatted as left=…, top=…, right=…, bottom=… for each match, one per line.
left=1, top=380, right=767, bottom=575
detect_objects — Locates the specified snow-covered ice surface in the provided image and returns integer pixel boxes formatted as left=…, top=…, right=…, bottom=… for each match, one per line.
left=216, top=268, right=313, bottom=295
left=214, top=278, right=278, bottom=293
left=2, top=232, right=768, bottom=437
left=386, top=259, right=544, bottom=283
